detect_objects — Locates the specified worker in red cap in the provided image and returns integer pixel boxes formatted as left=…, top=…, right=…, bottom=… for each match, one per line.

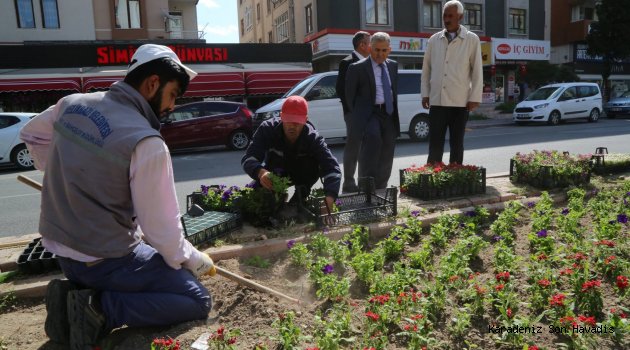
left=242, top=95, right=341, bottom=209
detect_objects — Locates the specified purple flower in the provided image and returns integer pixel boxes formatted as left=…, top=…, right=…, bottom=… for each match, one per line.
left=493, top=235, right=502, bottom=242
left=245, top=181, right=259, bottom=189
left=221, top=189, right=233, bottom=202
left=537, top=229, right=548, bottom=238
left=342, top=240, right=353, bottom=250
left=411, top=210, right=420, bottom=217
left=393, top=236, right=401, bottom=241
left=465, top=210, right=477, bottom=217
left=609, top=220, right=617, bottom=225
left=200, top=185, right=210, bottom=196
left=322, top=264, right=334, bottom=274
left=617, top=214, right=628, bottom=224
left=459, top=222, right=466, bottom=228
left=561, top=208, right=569, bottom=215
left=230, top=185, right=241, bottom=192
left=287, top=239, right=296, bottom=249
left=527, top=202, right=535, bottom=209
left=335, top=199, right=342, bottom=207
left=322, top=227, right=329, bottom=235
left=626, top=191, right=630, bottom=197
left=218, top=184, right=227, bottom=190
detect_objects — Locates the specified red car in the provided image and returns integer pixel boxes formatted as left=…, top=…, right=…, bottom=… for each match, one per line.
left=160, top=101, right=253, bottom=151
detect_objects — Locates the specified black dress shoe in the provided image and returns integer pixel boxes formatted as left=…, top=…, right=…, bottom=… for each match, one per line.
left=342, top=182, right=359, bottom=193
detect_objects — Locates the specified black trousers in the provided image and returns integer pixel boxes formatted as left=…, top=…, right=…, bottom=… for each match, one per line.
left=427, top=106, right=469, bottom=165
left=358, top=109, right=396, bottom=189
left=342, top=112, right=361, bottom=185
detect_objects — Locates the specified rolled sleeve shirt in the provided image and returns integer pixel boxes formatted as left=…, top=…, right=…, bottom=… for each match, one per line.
left=421, top=25, right=483, bottom=107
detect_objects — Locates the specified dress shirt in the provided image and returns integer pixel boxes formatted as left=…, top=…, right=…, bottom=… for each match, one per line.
left=371, top=58, right=392, bottom=105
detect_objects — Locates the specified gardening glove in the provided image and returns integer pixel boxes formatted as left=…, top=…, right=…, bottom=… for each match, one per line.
left=185, top=250, right=217, bottom=278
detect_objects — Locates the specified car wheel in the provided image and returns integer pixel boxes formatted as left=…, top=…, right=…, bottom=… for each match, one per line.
left=409, top=115, right=430, bottom=141
left=11, top=144, right=34, bottom=170
left=587, top=108, right=600, bottom=122
left=547, top=111, right=561, bottom=126
left=228, top=130, right=250, bottom=150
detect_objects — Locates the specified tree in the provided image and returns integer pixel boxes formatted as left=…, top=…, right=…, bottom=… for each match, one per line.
left=586, top=0, right=630, bottom=101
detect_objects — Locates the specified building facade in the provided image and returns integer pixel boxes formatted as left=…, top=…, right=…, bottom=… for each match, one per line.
left=238, top=0, right=551, bottom=103
left=550, top=0, right=630, bottom=98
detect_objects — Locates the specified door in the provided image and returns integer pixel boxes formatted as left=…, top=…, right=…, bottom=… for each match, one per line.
left=303, top=75, right=343, bottom=138
left=577, top=85, right=601, bottom=116
left=198, top=102, right=241, bottom=145
left=556, top=86, right=581, bottom=119
left=160, top=104, right=207, bottom=149
left=0, top=115, right=20, bottom=162
left=168, top=12, right=183, bottom=39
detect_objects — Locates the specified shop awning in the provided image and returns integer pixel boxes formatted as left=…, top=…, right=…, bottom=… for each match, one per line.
left=0, top=77, right=82, bottom=93
left=184, top=72, right=246, bottom=97
left=245, top=71, right=311, bottom=95
left=82, top=76, right=123, bottom=92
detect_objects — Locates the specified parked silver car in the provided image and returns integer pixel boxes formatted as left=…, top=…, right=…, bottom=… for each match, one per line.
left=603, top=91, right=630, bottom=118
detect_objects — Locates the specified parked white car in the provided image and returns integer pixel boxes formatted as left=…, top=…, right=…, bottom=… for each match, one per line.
left=0, top=112, right=37, bottom=169
left=513, top=82, right=602, bottom=125
left=254, top=70, right=430, bottom=141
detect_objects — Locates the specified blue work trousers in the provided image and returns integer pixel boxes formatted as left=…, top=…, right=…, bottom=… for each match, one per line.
left=58, top=241, right=212, bottom=330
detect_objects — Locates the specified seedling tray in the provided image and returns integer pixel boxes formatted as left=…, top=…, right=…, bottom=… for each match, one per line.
left=399, top=167, right=486, bottom=200
left=299, top=187, right=398, bottom=228
left=16, top=237, right=60, bottom=275
left=509, top=158, right=591, bottom=189
left=181, top=211, right=242, bottom=246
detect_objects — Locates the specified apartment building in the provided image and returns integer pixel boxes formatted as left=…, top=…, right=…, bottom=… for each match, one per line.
left=550, top=0, right=630, bottom=98
left=238, top=0, right=550, bottom=103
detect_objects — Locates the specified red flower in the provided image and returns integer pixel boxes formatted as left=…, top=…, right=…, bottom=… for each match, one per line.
left=559, top=268, right=574, bottom=276
left=411, top=314, right=424, bottom=320
left=496, top=271, right=510, bottom=282
left=474, top=284, right=486, bottom=295
left=306, top=347, right=320, bottom=350
left=617, top=275, right=629, bottom=290
left=369, top=294, right=390, bottom=305
left=578, top=315, right=596, bottom=326
left=495, top=284, right=505, bottom=292
left=365, top=311, right=380, bottom=321
left=362, top=348, right=376, bottom=350
left=594, top=240, right=615, bottom=247
left=449, top=275, right=460, bottom=283
left=538, top=279, right=551, bottom=288
left=528, top=346, right=540, bottom=350
left=507, top=308, right=513, bottom=318
left=604, top=255, right=616, bottom=265
left=572, top=253, right=588, bottom=261
left=581, top=280, right=602, bottom=292
left=550, top=293, right=566, bottom=307
left=537, top=253, right=548, bottom=261
left=559, top=315, right=578, bottom=327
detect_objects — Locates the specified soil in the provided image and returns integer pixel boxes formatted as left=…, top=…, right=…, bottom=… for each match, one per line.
left=0, top=181, right=629, bottom=350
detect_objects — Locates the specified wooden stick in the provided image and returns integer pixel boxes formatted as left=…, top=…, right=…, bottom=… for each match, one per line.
left=17, top=175, right=301, bottom=304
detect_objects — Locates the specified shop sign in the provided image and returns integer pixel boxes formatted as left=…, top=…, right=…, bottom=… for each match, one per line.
left=492, top=38, right=550, bottom=61
left=574, top=43, right=630, bottom=63
left=481, top=42, right=493, bottom=65
left=482, top=92, right=495, bottom=104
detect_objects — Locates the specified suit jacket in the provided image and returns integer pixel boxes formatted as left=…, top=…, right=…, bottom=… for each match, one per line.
left=336, top=52, right=361, bottom=114
left=344, top=57, right=400, bottom=138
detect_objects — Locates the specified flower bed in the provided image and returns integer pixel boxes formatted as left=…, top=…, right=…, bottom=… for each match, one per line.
left=592, top=153, right=630, bottom=175
left=510, top=150, right=592, bottom=189
left=400, top=163, right=486, bottom=200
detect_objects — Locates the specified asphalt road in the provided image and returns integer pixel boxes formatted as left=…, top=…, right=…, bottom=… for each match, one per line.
left=1, top=117, right=629, bottom=239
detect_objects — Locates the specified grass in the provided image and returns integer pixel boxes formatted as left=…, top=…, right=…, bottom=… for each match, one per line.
left=0, top=271, right=18, bottom=284
left=243, top=255, right=271, bottom=268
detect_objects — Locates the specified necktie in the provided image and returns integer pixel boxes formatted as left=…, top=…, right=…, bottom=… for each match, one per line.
left=380, top=63, right=394, bottom=115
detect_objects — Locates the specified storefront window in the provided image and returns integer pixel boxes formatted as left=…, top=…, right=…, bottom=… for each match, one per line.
left=115, top=0, right=141, bottom=29
left=366, top=0, right=389, bottom=25
left=15, top=0, right=35, bottom=28
left=41, top=0, right=59, bottom=28
left=423, top=1, right=441, bottom=28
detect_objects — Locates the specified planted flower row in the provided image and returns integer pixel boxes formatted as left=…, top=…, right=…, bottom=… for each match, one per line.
left=510, top=150, right=592, bottom=189
left=400, top=162, right=486, bottom=200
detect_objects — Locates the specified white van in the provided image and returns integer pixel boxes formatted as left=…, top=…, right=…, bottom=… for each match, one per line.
left=513, top=82, right=602, bottom=125
left=253, top=70, right=430, bottom=141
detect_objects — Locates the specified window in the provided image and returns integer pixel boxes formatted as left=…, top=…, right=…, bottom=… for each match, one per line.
left=115, top=0, right=141, bottom=29
left=15, top=0, right=35, bottom=28
left=571, top=5, right=596, bottom=22
left=244, top=6, right=253, bottom=30
left=268, top=31, right=272, bottom=42
left=366, top=0, right=389, bottom=25
left=464, top=3, right=481, bottom=30
left=40, top=0, right=59, bottom=28
left=508, top=8, right=526, bottom=34
left=275, top=11, right=289, bottom=42
left=560, top=87, right=577, bottom=100
left=397, top=73, right=421, bottom=95
left=305, top=4, right=313, bottom=33
left=240, top=19, right=244, bottom=36
left=257, top=3, right=261, bottom=21
left=423, top=1, right=441, bottom=28
left=308, top=76, right=337, bottom=101
left=0, top=116, right=20, bottom=129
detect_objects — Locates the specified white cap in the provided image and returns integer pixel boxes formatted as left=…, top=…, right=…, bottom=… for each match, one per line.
left=127, top=44, right=197, bottom=80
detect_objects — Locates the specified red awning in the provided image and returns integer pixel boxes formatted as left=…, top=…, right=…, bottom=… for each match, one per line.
left=184, top=72, right=246, bottom=98
left=0, top=77, right=82, bottom=93
left=245, top=71, right=311, bottom=95
left=83, top=76, right=123, bottom=92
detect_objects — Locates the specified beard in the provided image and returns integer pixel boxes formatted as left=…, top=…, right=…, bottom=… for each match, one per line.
left=148, top=85, right=165, bottom=118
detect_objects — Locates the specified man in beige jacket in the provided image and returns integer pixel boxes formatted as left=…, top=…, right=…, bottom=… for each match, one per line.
left=421, top=0, right=482, bottom=165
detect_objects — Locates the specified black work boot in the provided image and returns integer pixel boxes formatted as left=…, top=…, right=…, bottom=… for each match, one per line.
left=67, top=289, right=108, bottom=350
left=45, top=279, right=78, bottom=344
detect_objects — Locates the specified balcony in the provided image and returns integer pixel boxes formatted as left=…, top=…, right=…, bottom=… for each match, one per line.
left=567, top=19, right=592, bottom=42
left=168, top=30, right=205, bottom=40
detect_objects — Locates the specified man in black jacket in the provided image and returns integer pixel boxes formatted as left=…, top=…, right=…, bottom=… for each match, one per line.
left=336, top=31, right=371, bottom=193
left=345, top=32, right=399, bottom=190
left=242, top=96, right=341, bottom=209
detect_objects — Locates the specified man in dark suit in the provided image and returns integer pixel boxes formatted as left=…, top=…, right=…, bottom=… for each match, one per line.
left=336, top=31, right=370, bottom=193
left=345, top=32, right=399, bottom=190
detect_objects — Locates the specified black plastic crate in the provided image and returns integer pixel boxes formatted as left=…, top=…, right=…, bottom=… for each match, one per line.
left=16, top=237, right=60, bottom=275
left=399, top=167, right=486, bottom=200
left=180, top=211, right=242, bottom=246
left=299, top=181, right=398, bottom=227
left=510, top=158, right=591, bottom=189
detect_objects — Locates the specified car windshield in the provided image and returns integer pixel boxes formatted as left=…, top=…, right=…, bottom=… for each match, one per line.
left=619, top=91, right=630, bottom=98
left=282, top=75, right=318, bottom=97
left=525, top=87, right=562, bottom=101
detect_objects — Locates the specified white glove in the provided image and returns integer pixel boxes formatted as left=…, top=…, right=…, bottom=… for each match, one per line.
left=185, top=250, right=217, bottom=277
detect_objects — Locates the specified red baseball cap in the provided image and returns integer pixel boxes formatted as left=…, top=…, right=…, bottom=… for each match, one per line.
left=281, top=96, right=308, bottom=124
